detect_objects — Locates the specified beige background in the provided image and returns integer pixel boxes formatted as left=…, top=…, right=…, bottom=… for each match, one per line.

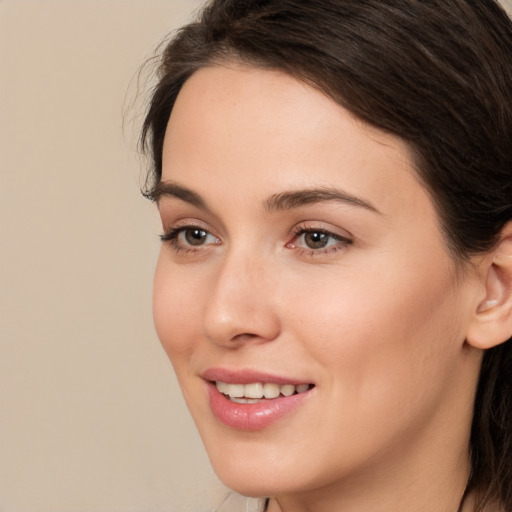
left=0, top=1, right=226, bottom=511
left=1, top=1, right=511, bottom=512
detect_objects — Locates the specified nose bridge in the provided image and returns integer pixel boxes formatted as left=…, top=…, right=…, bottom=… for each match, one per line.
left=203, top=245, right=280, bottom=345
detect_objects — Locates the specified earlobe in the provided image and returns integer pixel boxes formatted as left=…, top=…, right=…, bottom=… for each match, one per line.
left=466, top=224, right=512, bottom=350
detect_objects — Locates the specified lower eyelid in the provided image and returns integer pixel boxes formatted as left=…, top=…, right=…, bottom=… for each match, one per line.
left=295, top=245, right=345, bottom=257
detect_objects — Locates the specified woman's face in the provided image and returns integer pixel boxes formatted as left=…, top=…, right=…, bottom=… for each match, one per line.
left=153, top=65, right=479, bottom=499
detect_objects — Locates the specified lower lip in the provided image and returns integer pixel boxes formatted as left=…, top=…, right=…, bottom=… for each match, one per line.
left=206, top=382, right=312, bottom=431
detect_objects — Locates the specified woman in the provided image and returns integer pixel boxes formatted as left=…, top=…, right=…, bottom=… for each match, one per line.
left=140, top=1, right=512, bottom=511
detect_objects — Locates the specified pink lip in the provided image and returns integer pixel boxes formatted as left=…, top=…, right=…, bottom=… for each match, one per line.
left=202, top=367, right=312, bottom=386
left=202, top=368, right=314, bottom=431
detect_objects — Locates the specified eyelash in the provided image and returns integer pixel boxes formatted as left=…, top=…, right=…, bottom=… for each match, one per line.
left=159, top=225, right=352, bottom=256
left=288, top=226, right=352, bottom=256
left=160, top=225, right=219, bottom=254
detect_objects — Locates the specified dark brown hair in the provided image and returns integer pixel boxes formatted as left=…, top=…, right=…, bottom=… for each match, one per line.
left=140, top=0, right=512, bottom=509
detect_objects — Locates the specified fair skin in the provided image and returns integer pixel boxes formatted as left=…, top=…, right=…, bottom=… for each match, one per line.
left=152, top=64, right=500, bottom=512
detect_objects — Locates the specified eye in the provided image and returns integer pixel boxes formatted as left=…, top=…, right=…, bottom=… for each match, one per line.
left=160, top=225, right=220, bottom=250
left=287, top=227, right=352, bottom=255
left=301, top=230, right=336, bottom=249
left=181, top=227, right=210, bottom=246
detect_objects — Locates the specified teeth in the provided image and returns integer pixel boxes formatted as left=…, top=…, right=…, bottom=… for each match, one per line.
left=244, top=383, right=263, bottom=398
left=280, top=384, right=295, bottom=397
left=216, top=381, right=229, bottom=394
left=263, top=383, right=280, bottom=399
left=227, top=383, right=244, bottom=398
left=215, top=381, right=311, bottom=400
left=296, top=384, right=309, bottom=393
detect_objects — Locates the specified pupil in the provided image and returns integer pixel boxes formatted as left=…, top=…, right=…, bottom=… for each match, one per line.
left=185, top=229, right=207, bottom=246
left=305, top=231, right=328, bottom=249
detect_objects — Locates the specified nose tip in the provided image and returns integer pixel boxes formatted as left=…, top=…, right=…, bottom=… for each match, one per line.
left=202, top=257, right=281, bottom=347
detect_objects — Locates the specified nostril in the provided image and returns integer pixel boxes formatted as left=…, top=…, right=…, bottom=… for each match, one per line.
left=230, top=332, right=260, bottom=342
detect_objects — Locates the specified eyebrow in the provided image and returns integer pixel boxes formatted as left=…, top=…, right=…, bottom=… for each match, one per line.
left=146, top=181, right=207, bottom=209
left=147, top=180, right=380, bottom=215
left=264, top=187, right=380, bottom=214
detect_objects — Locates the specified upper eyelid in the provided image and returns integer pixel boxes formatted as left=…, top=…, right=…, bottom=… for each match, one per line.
left=162, top=224, right=216, bottom=238
left=293, top=226, right=345, bottom=236
left=291, top=229, right=352, bottom=245
left=158, top=205, right=225, bottom=236
left=157, top=196, right=357, bottom=232
left=291, top=221, right=353, bottom=239
left=160, top=219, right=353, bottom=245
left=161, top=217, right=214, bottom=233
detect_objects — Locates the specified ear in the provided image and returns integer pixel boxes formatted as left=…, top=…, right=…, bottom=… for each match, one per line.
left=466, top=223, right=512, bottom=349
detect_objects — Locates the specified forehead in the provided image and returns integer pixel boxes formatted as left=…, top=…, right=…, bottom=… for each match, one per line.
left=161, top=64, right=429, bottom=220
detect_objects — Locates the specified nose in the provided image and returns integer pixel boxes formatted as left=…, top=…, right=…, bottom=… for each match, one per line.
left=202, top=250, right=281, bottom=347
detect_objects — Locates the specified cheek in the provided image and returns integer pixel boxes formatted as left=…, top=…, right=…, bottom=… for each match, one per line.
left=284, top=257, right=465, bottom=407
left=152, top=254, right=203, bottom=366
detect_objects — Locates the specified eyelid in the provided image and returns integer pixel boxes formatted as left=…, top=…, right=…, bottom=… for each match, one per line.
left=289, top=221, right=353, bottom=242
left=160, top=226, right=218, bottom=241
left=159, top=221, right=221, bottom=253
left=159, top=218, right=352, bottom=257
left=287, top=223, right=353, bottom=255
left=159, top=216, right=213, bottom=237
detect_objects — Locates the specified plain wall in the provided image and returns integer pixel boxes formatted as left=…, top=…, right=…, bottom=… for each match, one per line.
left=0, top=2, right=225, bottom=511
left=1, top=1, right=511, bottom=512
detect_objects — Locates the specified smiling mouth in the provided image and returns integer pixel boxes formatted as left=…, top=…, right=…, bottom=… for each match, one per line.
left=215, top=381, right=314, bottom=403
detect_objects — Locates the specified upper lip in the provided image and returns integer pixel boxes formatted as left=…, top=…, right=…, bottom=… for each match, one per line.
left=202, top=367, right=313, bottom=386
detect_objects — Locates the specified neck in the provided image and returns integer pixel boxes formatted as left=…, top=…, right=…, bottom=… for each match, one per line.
left=267, top=467, right=470, bottom=512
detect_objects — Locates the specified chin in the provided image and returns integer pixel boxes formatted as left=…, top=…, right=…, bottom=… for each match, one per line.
left=214, top=468, right=288, bottom=499
left=201, top=441, right=282, bottom=496
left=206, top=444, right=318, bottom=499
